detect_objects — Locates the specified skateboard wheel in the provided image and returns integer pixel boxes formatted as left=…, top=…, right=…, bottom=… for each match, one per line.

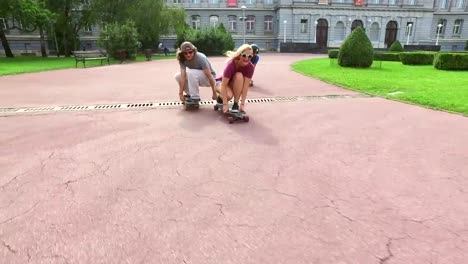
left=243, top=116, right=249, bottom=122
left=227, top=116, right=234, bottom=123
left=214, top=105, right=218, bottom=111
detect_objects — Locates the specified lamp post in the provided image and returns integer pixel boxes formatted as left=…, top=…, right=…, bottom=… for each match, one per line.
left=241, top=5, right=246, bottom=44
left=406, top=23, right=412, bottom=45
left=435, top=23, right=442, bottom=45
left=283, top=20, right=287, bottom=43
left=314, top=20, right=318, bottom=43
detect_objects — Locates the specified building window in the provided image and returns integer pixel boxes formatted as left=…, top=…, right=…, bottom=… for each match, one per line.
left=369, top=22, right=380, bottom=41
left=335, top=21, right=345, bottom=40
left=264, top=16, right=273, bottom=31
left=389, top=0, right=396, bottom=5
left=453, top=19, right=463, bottom=35
left=300, top=18, right=308, bottom=33
left=210, top=16, right=218, bottom=28
left=192, top=15, right=200, bottom=29
left=173, top=0, right=181, bottom=3
left=211, top=0, right=219, bottom=3
left=436, top=19, right=447, bottom=36
left=456, top=0, right=464, bottom=8
left=406, top=22, right=413, bottom=36
left=440, top=0, right=447, bottom=8
left=84, top=25, right=92, bottom=32
left=0, top=18, right=7, bottom=30
left=265, top=0, right=273, bottom=4
left=246, top=15, right=255, bottom=31
left=228, top=15, right=237, bottom=31
left=246, top=0, right=256, bottom=4
left=192, top=0, right=200, bottom=3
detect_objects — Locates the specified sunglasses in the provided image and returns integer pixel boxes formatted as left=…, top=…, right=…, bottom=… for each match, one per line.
left=184, top=51, right=194, bottom=55
left=240, top=53, right=253, bottom=59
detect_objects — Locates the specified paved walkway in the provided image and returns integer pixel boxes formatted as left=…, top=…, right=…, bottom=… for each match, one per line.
left=1, top=54, right=467, bottom=264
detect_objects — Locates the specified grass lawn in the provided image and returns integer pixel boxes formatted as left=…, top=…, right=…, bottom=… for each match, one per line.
left=292, top=58, right=468, bottom=116
left=0, top=54, right=175, bottom=76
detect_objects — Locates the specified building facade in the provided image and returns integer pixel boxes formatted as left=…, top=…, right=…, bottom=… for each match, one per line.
left=1, top=0, right=467, bottom=56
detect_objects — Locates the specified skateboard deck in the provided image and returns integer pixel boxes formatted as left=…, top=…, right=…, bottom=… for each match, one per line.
left=184, top=96, right=199, bottom=111
left=213, top=103, right=249, bottom=123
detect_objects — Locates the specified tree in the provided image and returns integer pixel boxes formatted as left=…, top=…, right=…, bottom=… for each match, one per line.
left=98, top=20, right=139, bottom=60
left=176, top=24, right=235, bottom=56
left=17, top=0, right=55, bottom=57
left=92, top=0, right=186, bottom=49
left=45, top=0, right=94, bottom=56
left=389, top=40, right=404, bottom=52
left=338, top=27, right=374, bottom=68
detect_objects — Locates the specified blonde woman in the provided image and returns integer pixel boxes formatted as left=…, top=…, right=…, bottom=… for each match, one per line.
left=216, top=44, right=255, bottom=113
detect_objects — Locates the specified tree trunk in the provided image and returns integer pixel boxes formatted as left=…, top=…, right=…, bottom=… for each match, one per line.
left=39, top=26, right=47, bottom=57
left=0, top=27, right=14, bottom=58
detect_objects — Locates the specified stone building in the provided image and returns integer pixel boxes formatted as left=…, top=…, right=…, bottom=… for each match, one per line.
left=1, top=0, right=467, bottom=55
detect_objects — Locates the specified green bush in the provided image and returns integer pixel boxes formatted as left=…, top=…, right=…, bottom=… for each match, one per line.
left=328, top=49, right=339, bottom=58
left=98, top=20, right=140, bottom=60
left=389, top=40, right=404, bottom=52
left=434, top=53, right=468, bottom=70
left=374, top=52, right=401, bottom=61
left=176, top=24, right=235, bottom=56
left=400, top=52, right=436, bottom=65
left=338, top=27, right=374, bottom=68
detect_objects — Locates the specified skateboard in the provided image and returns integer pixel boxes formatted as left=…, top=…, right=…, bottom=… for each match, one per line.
left=213, top=103, right=249, bottom=123
left=184, top=96, right=200, bottom=111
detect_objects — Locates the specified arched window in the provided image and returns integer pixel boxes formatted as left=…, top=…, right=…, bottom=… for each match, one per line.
left=335, top=21, right=345, bottom=40
left=351, top=20, right=363, bottom=31
left=369, top=22, right=380, bottom=41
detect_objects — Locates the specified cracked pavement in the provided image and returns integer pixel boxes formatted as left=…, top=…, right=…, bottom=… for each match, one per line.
left=1, top=54, right=468, bottom=263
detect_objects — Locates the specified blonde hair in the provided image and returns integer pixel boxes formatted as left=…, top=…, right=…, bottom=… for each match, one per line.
left=225, top=44, right=252, bottom=60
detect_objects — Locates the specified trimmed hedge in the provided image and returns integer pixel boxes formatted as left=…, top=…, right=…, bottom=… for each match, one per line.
left=338, top=27, right=374, bottom=68
left=434, top=53, right=468, bottom=70
left=328, top=49, right=339, bottom=58
left=400, top=52, right=436, bottom=65
left=389, top=40, right=404, bottom=52
left=374, top=52, right=401, bottom=61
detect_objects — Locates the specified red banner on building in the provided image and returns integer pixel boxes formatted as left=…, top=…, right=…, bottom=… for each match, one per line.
left=228, top=0, right=237, bottom=7
left=354, top=0, right=365, bottom=5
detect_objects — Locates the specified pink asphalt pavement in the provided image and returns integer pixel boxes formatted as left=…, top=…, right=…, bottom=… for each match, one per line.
left=1, top=54, right=467, bottom=263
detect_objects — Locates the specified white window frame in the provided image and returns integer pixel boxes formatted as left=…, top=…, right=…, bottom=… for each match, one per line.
left=246, top=15, right=255, bottom=31
left=406, top=22, right=413, bottom=36
left=228, top=15, right=237, bottom=31
left=453, top=19, right=463, bottom=35
left=264, top=16, right=273, bottom=31
left=456, top=0, right=464, bottom=8
left=192, top=15, right=200, bottom=29
left=300, top=18, right=308, bottom=33
left=210, top=16, right=218, bottom=28
left=440, top=0, right=447, bottom=8
left=0, top=18, right=7, bottom=30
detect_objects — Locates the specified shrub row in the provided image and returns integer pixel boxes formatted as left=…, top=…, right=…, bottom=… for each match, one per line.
left=434, top=53, right=468, bottom=70
left=374, top=52, right=400, bottom=61
left=400, top=52, right=436, bottom=65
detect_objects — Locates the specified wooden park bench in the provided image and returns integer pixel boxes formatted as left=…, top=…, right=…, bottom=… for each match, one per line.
left=73, top=50, right=109, bottom=68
